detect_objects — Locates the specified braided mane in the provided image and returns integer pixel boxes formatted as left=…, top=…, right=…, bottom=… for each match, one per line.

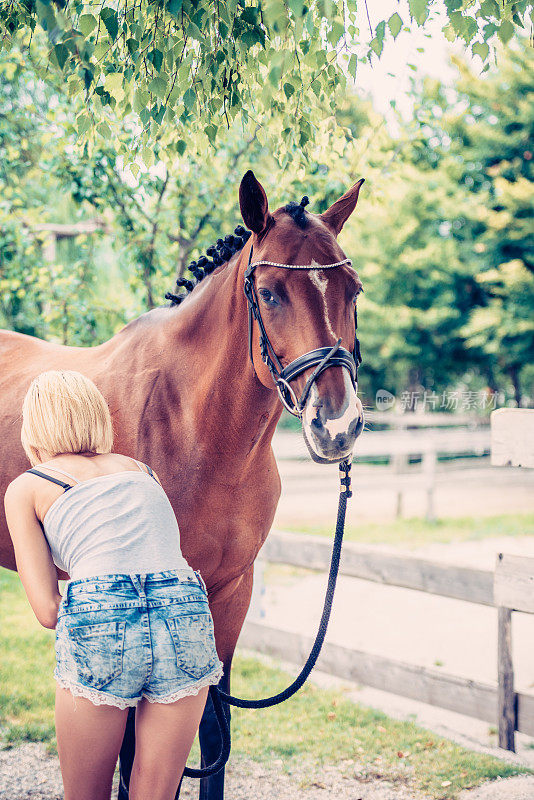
left=164, top=196, right=310, bottom=306
left=165, top=225, right=252, bottom=307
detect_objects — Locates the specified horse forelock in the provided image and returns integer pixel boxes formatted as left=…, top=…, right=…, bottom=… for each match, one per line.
left=164, top=194, right=344, bottom=310
left=261, top=205, right=345, bottom=267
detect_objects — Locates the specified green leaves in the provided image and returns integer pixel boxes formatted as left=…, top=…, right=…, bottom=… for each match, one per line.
left=53, top=43, right=68, bottom=70
left=269, top=65, right=282, bottom=88
left=147, top=49, right=163, bottom=73
left=100, top=8, right=118, bottom=42
left=79, top=14, right=97, bottom=36
left=472, top=41, right=489, bottom=62
left=388, top=12, right=403, bottom=40
left=183, top=87, right=196, bottom=113
left=204, top=123, right=218, bottom=143
left=408, top=0, right=429, bottom=25
left=104, top=72, right=125, bottom=102
left=498, top=20, right=514, bottom=44
left=0, top=0, right=525, bottom=158
left=283, top=82, right=295, bottom=99
left=148, top=76, right=167, bottom=99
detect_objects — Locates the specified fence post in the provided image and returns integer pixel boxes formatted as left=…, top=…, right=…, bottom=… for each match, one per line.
left=248, top=553, right=266, bottom=621
left=497, top=605, right=515, bottom=751
left=422, top=447, right=437, bottom=522
left=392, top=453, right=405, bottom=518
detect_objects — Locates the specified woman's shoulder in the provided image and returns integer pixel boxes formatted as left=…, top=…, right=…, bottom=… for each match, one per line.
left=4, top=471, right=36, bottom=507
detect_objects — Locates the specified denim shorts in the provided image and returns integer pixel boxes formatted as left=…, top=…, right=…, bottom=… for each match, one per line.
left=54, top=568, right=224, bottom=710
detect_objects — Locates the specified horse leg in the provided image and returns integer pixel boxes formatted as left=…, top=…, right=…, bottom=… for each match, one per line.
left=197, top=659, right=232, bottom=800
left=198, top=565, right=255, bottom=800
left=117, top=707, right=136, bottom=799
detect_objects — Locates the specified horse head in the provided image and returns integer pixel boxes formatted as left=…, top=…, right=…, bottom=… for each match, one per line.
left=239, top=170, right=365, bottom=464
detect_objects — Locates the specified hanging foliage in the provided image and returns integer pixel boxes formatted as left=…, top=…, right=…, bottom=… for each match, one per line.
left=0, top=0, right=530, bottom=164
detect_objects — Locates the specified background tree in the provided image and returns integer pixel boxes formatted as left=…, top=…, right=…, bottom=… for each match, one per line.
left=0, top=0, right=529, bottom=163
left=334, top=39, right=534, bottom=408
left=1, top=38, right=532, bottom=407
left=411, top=42, right=534, bottom=405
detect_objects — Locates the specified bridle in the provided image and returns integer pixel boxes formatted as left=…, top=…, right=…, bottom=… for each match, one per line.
left=243, top=244, right=362, bottom=417
left=177, top=241, right=362, bottom=783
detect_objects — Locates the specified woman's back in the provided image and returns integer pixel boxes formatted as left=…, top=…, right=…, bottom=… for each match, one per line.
left=29, top=457, right=192, bottom=580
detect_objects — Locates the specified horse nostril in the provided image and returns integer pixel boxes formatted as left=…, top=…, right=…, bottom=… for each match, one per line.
left=311, top=414, right=323, bottom=431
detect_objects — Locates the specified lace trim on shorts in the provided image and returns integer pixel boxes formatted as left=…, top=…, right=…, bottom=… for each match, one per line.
left=142, top=662, right=225, bottom=704
left=55, top=675, right=140, bottom=710
left=55, top=661, right=224, bottom=709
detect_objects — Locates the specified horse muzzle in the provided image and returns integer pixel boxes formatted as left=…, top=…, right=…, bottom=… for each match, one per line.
left=301, top=373, right=364, bottom=464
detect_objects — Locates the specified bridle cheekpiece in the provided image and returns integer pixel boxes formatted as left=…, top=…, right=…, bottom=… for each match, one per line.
left=243, top=244, right=362, bottom=417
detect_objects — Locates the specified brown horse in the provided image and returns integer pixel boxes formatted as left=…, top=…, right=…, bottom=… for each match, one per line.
left=0, top=170, right=364, bottom=799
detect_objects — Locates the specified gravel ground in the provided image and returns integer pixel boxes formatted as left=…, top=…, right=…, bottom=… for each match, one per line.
left=0, top=741, right=428, bottom=800
left=1, top=740, right=532, bottom=800
left=0, top=743, right=63, bottom=800
left=457, top=775, right=534, bottom=800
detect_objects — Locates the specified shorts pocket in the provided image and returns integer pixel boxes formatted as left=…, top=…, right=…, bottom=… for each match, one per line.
left=164, top=613, right=218, bottom=681
left=66, top=620, right=126, bottom=690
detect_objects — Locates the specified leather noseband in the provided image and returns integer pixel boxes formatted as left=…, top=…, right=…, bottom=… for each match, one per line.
left=243, top=244, right=362, bottom=417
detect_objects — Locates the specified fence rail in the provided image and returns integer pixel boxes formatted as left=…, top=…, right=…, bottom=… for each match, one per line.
left=261, top=530, right=494, bottom=605
left=272, top=427, right=491, bottom=521
left=244, top=532, right=534, bottom=751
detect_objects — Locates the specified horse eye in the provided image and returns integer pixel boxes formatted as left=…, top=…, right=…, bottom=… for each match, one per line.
left=259, top=289, right=277, bottom=305
left=352, top=286, right=363, bottom=303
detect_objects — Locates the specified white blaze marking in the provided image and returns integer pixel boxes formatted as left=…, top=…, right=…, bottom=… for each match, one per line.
left=302, top=371, right=361, bottom=456
left=322, top=371, right=360, bottom=438
left=308, top=263, right=336, bottom=340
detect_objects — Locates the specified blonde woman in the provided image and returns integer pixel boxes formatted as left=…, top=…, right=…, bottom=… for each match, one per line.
left=4, top=369, right=224, bottom=800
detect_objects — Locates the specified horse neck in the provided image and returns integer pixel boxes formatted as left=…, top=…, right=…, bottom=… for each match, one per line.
left=100, top=248, right=282, bottom=463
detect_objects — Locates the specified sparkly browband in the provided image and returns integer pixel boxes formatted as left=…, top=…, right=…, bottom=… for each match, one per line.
left=247, top=258, right=352, bottom=271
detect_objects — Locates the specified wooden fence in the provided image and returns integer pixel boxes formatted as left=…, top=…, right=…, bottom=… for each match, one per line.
left=272, top=426, right=490, bottom=522
left=242, top=531, right=534, bottom=752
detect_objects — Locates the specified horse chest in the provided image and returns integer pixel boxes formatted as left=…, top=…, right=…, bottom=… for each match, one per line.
left=167, top=465, right=280, bottom=571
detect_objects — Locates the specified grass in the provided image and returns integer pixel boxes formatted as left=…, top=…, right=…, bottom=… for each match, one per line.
left=0, top=567, right=531, bottom=799
left=281, top=513, right=534, bottom=548
left=0, top=568, right=57, bottom=753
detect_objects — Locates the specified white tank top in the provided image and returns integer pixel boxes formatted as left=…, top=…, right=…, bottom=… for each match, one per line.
left=30, top=459, right=193, bottom=579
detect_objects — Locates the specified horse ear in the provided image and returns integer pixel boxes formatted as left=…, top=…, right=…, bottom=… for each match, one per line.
left=239, top=170, right=271, bottom=234
left=320, top=178, right=365, bottom=236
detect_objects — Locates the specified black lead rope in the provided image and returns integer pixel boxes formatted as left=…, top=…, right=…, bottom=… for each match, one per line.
left=180, top=239, right=361, bottom=782
left=182, top=459, right=352, bottom=781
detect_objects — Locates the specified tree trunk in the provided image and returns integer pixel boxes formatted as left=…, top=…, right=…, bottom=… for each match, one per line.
left=405, top=367, right=423, bottom=413
left=508, top=366, right=522, bottom=408
left=484, top=363, right=499, bottom=394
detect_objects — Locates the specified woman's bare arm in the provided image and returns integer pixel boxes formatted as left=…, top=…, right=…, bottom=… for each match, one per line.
left=4, top=478, right=62, bottom=629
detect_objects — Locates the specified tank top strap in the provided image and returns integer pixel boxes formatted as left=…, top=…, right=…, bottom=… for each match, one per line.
left=38, top=465, right=80, bottom=483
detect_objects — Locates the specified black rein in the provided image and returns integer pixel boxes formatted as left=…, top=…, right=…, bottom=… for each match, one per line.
left=177, top=242, right=361, bottom=785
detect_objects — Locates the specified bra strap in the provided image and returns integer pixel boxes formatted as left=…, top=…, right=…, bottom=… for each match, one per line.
left=130, top=457, right=158, bottom=482
left=38, top=465, right=80, bottom=483
left=26, top=468, right=73, bottom=492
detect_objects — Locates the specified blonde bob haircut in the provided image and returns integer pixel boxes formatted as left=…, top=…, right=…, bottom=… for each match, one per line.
left=21, top=370, right=114, bottom=466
